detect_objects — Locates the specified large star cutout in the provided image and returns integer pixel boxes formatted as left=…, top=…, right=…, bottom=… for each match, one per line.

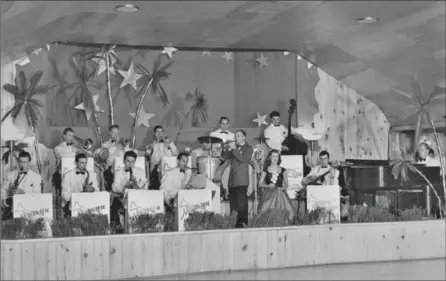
left=162, top=47, right=178, bottom=59
left=129, top=107, right=156, bottom=128
left=74, top=95, right=104, bottom=121
left=222, top=52, right=233, bottom=62
left=255, top=53, right=268, bottom=68
left=92, top=56, right=116, bottom=76
left=117, top=62, right=142, bottom=90
left=252, top=113, right=268, bottom=127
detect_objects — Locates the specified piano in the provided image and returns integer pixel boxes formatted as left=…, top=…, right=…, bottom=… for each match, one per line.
left=341, top=159, right=443, bottom=215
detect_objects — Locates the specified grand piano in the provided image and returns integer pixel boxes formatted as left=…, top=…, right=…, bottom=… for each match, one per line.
left=341, top=159, right=443, bottom=215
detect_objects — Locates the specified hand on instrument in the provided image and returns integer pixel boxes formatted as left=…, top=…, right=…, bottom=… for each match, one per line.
left=85, top=185, right=95, bottom=192
left=228, top=142, right=236, bottom=150
left=281, top=145, right=289, bottom=151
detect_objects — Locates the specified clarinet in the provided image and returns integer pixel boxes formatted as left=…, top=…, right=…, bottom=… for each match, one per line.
left=127, top=167, right=134, bottom=189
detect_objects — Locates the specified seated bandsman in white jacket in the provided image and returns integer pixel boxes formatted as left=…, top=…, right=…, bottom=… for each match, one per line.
left=1, top=151, right=42, bottom=220
left=61, top=153, right=99, bottom=217
left=111, top=150, right=148, bottom=229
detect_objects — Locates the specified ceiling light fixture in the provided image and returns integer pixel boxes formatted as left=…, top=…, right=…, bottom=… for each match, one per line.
left=356, top=16, right=379, bottom=24
left=114, top=4, right=139, bottom=13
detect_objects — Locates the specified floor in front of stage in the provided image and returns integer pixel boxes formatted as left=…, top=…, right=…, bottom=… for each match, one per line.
left=138, top=258, right=445, bottom=280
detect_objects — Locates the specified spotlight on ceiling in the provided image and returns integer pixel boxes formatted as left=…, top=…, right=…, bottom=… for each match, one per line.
left=114, top=4, right=139, bottom=13
left=356, top=16, right=379, bottom=24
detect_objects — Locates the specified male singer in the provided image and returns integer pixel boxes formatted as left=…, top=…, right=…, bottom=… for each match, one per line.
left=210, top=116, right=235, bottom=144
left=111, top=151, right=148, bottom=228
left=264, top=111, right=288, bottom=152
left=53, top=128, right=78, bottom=197
left=149, top=125, right=179, bottom=189
left=160, top=153, right=192, bottom=210
left=1, top=151, right=42, bottom=220
left=102, top=124, right=121, bottom=191
left=222, top=130, right=253, bottom=228
left=61, top=153, right=99, bottom=217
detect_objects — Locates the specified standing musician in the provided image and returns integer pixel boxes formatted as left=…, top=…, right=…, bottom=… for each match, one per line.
left=111, top=151, right=148, bottom=229
left=210, top=116, right=235, bottom=145
left=264, top=111, right=288, bottom=153
left=160, top=153, right=192, bottom=211
left=222, top=130, right=254, bottom=228
left=102, top=125, right=121, bottom=191
left=53, top=128, right=78, bottom=197
left=61, top=153, right=99, bottom=217
left=1, top=151, right=42, bottom=220
left=149, top=125, right=179, bottom=189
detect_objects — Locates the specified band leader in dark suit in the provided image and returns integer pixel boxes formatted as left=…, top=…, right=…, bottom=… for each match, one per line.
left=222, top=129, right=253, bottom=228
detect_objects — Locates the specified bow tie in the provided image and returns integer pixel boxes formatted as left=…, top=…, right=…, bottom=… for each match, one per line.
left=67, top=142, right=73, bottom=146
left=221, top=131, right=228, bottom=134
left=274, top=125, right=280, bottom=127
left=111, top=140, right=116, bottom=143
left=420, top=158, right=426, bottom=162
left=125, top=168, right=131, bottom=172
left=76, top=171, right=85, bottom=175
left=321, top=166, right=328, bottom=169
left=180, top=169, right=185, bottom=173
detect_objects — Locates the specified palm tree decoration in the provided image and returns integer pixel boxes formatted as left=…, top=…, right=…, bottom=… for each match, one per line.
left=1, top=140, right=28, bottom=169
left=131, top=55, right=173, bottom=148
left=174, top=87, right=208, bottom=144
left=1, top=71, right=50, bottom=174
left=390, top=159, right=443, bottom=218
left=392, top=75, right=445, bottom=155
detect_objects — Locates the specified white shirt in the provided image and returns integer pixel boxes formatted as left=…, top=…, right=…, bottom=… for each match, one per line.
left=264, top=124, right=288, bottom=151
left=210, top=128, right=235, bottom=144
left=160, top=167, right=192, bottom=203
left=1, top=169, right=42, bottom=199
left=304, top=165, right=339, bottom=186
left=54, top=142, right=78, bottom=171
left=416, top=156, right=441, bottom=167
left=61, top=169, right=99, bottom=203
left=102, top=140, right=120, bottom=168
left=150, top=141, right=179, bottom=168
left=112, top=166, right=148, bottom=194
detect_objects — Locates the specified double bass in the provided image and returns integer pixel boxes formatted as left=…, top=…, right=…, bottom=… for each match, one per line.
left=281, top=99, right=311, bottom=175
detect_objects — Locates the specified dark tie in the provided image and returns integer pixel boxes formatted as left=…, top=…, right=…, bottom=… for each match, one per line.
left=420, top=158, right=426, bottom=162
left=221, top=131, right=228, bottom=134
left=125, top=169, right=130, bottom=172
left=67, top=142, right=72, bottom=146
left=180, top=169, right=185, bottom=173
left=274, top=125, right=280, bottom=127
left=111, top=140, right=116, bottom=143
left=76, top=171, right=85, bottom=175
left=321, top=166, right=328, bottom=168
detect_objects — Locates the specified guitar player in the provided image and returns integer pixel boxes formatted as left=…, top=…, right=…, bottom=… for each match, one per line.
left=302, top=151, right=339, bottom=186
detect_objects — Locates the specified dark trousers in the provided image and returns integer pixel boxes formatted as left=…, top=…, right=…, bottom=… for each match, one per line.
left=2, top=198, right=13, bottom=220
left=149, top=165, right=160, bottom=190
left=110, top=195, right=125, bottom=227
left=104, top=167, right=114, bottom=192
left=228, top=186, right=248, bottom=227
left=63, top=202, right=71, bottom=218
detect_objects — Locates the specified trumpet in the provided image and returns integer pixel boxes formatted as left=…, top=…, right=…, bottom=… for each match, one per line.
left=73, top=136, right=94, bottom=150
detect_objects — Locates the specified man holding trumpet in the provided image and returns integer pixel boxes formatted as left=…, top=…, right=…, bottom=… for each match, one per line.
left=111, top=151, right=148, bottom=230
left=1, top=151, right=42, bottom=220
left=61, top=153, right=99, bottom=217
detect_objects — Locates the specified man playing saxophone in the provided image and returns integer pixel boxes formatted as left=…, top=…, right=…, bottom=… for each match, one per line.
left=61, top=153, right=99, bottom=217
left=1, top=151, right=42, bottom=220
left=111, top=151, right=148, bottom=230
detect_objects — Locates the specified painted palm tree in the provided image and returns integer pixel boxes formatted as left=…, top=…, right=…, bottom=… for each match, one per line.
left=390, top=159, right=443, bottom=218
left=162, top=91, right=186, bottom=127
left=131, top=55, right=173, bottom=148
left=174, top=87, right=209, bottom=144
left=1, top=71, right=50, bottom=174
left=1, top=140, right=28, bottom=170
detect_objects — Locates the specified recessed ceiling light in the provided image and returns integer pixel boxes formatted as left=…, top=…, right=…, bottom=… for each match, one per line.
left=356, top=16, right=379, bottom=24
left=114, top=4, right=139, bottom=13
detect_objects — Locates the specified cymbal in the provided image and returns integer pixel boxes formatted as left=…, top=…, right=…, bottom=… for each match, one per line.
left=197, top=136, right=223, bottom=144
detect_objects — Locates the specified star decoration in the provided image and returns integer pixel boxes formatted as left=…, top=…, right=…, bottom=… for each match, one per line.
left=201, top=51, right=211, bottom=56
left=283, top=51, right=290, bottom=56
left=92, top=56, right=116, bottom=76
left=74, top=95, right=104, bottom=121
left=222, top=52, right=233, bottom=62
left=296, top=54, right=302, bottom=61
left=129, top=107, right=156, bottom=128
left=307, top=61, right=314, bottom=69
left=162, top=46, right=178, bottom=59
left=255, top=53, right=268, bottom=68
left=117, top=62, right=142, bottom=90
left=252, top=113, right=268, bottom=127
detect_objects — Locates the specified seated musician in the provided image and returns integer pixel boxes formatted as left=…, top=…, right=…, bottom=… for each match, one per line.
left=416, top=141, right=441, bottom=167
left=191, top=139, right=212, bottom=168
left=53, top=128, right=78, bottom=197
left=149, top=125, right=179, bottom=189
left=1, top=151, right=42, bottom=220
left=102, top=125, right=122, bottom=191
left=210, top=116, right=235, bottom=145
left=160, top=153, right=192, bottom=211
left=302, top=151, right=339, bottom=186
left=61, top=153, right=99, bottom=217
left=264, top=111, right=288, bottom=153
left=111, top=151, right=148, bottom=228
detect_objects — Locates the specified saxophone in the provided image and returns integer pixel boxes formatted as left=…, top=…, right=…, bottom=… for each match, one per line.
left=82, top=170, right=92, bottom=192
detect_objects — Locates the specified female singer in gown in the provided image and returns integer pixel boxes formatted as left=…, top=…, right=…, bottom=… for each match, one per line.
left=257, top=149, right=295, bottom=221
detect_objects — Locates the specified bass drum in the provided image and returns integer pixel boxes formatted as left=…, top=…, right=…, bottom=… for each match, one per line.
left=221, top=163, right=256, bottom=196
